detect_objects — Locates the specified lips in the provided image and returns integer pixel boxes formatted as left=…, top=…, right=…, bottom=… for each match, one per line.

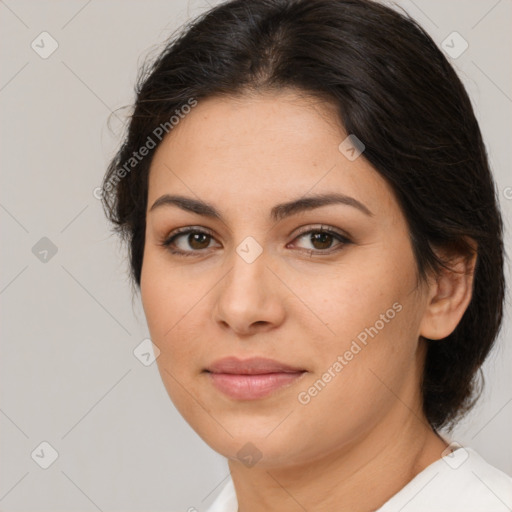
left=204, top=356, right=306, bottom=400
left=206, top=356, right=305, bottom=375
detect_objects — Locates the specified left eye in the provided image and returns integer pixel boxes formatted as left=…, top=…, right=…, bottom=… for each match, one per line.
left=291, top=228, right=349, bottom=253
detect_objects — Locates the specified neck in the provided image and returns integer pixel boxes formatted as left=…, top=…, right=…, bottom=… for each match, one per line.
left=228, top=406, right=448, bottom=512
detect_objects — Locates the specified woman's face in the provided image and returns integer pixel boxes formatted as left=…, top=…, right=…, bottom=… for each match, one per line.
left=141, top=91, right=432, bottom=468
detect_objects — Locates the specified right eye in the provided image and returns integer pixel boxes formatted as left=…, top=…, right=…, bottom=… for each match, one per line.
left=160, top=227, right=220, bottom=256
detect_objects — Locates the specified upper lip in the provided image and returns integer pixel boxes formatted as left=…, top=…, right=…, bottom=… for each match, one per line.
left=205, top=356, right=306, bottom=375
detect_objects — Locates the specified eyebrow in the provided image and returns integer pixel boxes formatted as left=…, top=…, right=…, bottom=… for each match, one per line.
left=149, top=192, right=373, bottom=221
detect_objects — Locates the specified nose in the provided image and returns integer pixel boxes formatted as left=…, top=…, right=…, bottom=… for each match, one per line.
left=212, top=247, right=286, bottom=336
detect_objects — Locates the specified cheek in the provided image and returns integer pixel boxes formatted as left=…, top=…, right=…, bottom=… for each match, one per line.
left=141, top=247, right=198, bottom=336
left=140, top=254, right=223, bottom=439
left=293, top=244, right=424, bottom=414
left=140, top=249, right=214, bottom=378
left=292, top=249, right=415, bottom=348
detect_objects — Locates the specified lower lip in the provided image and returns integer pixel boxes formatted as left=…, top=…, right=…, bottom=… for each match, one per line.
left=207, top=371, right=305, bottom=400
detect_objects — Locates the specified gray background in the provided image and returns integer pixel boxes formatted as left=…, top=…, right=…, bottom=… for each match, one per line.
left=0, top=0, right=511, bottom=510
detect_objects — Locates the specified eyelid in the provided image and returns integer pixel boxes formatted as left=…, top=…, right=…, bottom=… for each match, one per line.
left=162, top=225, right=215, bottom=240
left=291, top=223, right=351, bottom=241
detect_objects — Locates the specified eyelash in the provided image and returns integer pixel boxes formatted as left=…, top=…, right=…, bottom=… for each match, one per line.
left=159, top=225, right=351, bottom=257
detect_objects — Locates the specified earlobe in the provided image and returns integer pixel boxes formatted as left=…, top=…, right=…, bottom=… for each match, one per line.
left=419, top=244, right=477, bottom=341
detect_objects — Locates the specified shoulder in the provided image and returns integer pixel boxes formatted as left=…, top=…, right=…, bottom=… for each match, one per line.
left=202, top=447, right=512, bottom=512
left=204, top=478, right=237, bottom=512
left=377, top=446, right=512, bottom=512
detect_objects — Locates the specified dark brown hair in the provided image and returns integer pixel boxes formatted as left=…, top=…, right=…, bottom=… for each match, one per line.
left=101, top=0, right=505, bottom=430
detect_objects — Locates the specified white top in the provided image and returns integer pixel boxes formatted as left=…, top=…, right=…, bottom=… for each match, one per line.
left=205, top=447, right=512, bottom=512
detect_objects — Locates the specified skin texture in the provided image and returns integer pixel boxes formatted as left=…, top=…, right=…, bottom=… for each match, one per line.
left=140, top=91, right=476, bottom=511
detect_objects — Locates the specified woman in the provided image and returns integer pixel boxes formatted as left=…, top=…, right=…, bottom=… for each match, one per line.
left=101, top=0, right=512, bottom=510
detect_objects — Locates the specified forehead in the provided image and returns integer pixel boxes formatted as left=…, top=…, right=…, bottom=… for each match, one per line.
left=155, top=91, right=340, bottom=161
left=147, top=91, right=399, bottom=221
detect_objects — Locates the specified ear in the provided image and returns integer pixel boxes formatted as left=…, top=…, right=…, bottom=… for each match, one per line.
left=419, top=240, right=478, bottom=341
